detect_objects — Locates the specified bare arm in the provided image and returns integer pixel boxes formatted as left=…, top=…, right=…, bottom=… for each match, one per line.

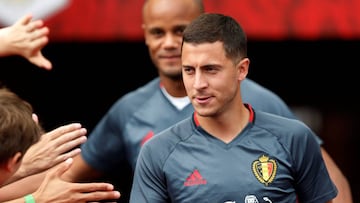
left=321, top=148, right=353, bottom=203
left=0, top=172, right=46, bottom=201
left=61, top=153, right=104, bottom=182
left=0, top=14, right=52, bottom=70
left=3, top=159, right=120, bottom=203
left=0, top=153, right=104, bottom=202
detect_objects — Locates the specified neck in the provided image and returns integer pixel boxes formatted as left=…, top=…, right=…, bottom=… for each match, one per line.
left=196, top=102, right=249, bottom=143
left=160, top=76, right=187, bottom=97
left=0, top=168, right=10, bottom=187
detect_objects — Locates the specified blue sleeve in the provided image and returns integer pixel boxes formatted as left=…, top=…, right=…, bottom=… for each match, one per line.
left=81, top=102, right=127, bottom=173
left=292, top=126, right=338, bottom=202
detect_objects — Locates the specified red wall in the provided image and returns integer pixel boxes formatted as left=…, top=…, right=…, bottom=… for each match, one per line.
left=1, top=0, right=359, bottom=41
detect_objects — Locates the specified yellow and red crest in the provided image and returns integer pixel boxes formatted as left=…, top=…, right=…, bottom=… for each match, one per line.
left=252, top=155, right=277, bottom=186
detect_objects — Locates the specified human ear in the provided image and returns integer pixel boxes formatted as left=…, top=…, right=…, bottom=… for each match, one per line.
left=237, top=58, right=250, bottom=80
left=5, top=152, right=22, bottom=173
left=32, top=113, right=39, bottom=124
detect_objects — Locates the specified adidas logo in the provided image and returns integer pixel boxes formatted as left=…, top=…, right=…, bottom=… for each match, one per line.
left=184, top=169, right=207, bottom=186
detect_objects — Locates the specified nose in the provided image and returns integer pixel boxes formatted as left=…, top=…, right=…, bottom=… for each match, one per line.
left=193, top=71, right=208, bottom=90
left=163, top=34, right=181, bottom=49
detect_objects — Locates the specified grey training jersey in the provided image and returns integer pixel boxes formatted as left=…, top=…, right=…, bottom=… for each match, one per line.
left=81, top=77, right=321, bottom=173
left=130, top=106, right=337, bottom=203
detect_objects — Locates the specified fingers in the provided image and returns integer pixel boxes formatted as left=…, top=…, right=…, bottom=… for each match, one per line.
left=79, top=182, right=115, bottom=192
left=43, top=159, right=120, bottom=203
left=30, top=26, right=49, bottom=40
left=60, top=160, right=121, bottom=201
left=55, top=148, right=82, bottom=163
left=27, top=25, right=52, bottom=70
left=28, top=52, right=53, bottom=70
left=17, top=13, right=33, bottom=26
left=50, top=158, right=73, bottom=179
left=16, top=14, right=52, bottom=70
left=46, top=123, right=84, bottom=139
left=29, top=19, right=45, bottom=31
left=21, top=14, right=45, bottom=33
left=12, top=14, right=53, bottom=70
left=27, top=26, right=48, bottom=49
left=74, top=183, right=121, bottom=202
left=44, top=158, right=73, bottom=179
left=55, top=133, right=87, bottom=151
left=77, top=190, right=121, bottom=202
left=47, top=124, right=87, bottom=164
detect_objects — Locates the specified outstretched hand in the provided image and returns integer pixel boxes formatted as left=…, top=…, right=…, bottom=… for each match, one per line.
left=0, top=14, right=52, bottom=70
left=4, top=122, right=87, bottom=185
left=22, top=123, right=87, bottom=175
left=33, top=158, right=121, bottom=203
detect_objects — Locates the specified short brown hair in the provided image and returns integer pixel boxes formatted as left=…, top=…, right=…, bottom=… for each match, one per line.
left=0, top=87, right=42, bottom=165
left=182, top=13, right=247, bottom=64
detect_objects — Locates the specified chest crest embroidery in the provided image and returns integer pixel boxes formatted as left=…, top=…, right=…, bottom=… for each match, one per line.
left=252, top=155, right=277, bottom=186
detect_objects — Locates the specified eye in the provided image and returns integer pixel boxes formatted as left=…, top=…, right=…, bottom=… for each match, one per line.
left=174, top=25, right=187, bottom=36
left=149, top=28, right=164, bottom=38
left=183, top=66, right=194, bottom=74
left=205, top=66, right=218, bottom=73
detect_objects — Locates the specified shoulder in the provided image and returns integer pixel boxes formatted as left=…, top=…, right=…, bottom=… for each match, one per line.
left=107, top=78, right=161, bottom=115
left=253, top=110, right=315, bottom=142
left=251, top=110, right=321, bottom=162
left=144, top=117, right=193, bottom=148
left=120, top=77, right=160, bottom=104
left=252, top=108, right=323, bottom=155
left=141, top=117, right=194, bottom=157
left=242, top=78, right=296, bottom=119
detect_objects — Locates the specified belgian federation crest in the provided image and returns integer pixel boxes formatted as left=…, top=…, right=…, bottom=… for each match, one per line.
left=252, top=155, right=277, bottom=186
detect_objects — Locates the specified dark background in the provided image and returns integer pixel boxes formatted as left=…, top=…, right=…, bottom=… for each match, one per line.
left=0, top=40, right=358, bottom=202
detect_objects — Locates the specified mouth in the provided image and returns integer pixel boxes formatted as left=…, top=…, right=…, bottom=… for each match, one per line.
left=194, top=96, right=212, bottom=104
left=160, top=54, right=180, bottom=58
left=159, top=54, right=181, bottom=61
